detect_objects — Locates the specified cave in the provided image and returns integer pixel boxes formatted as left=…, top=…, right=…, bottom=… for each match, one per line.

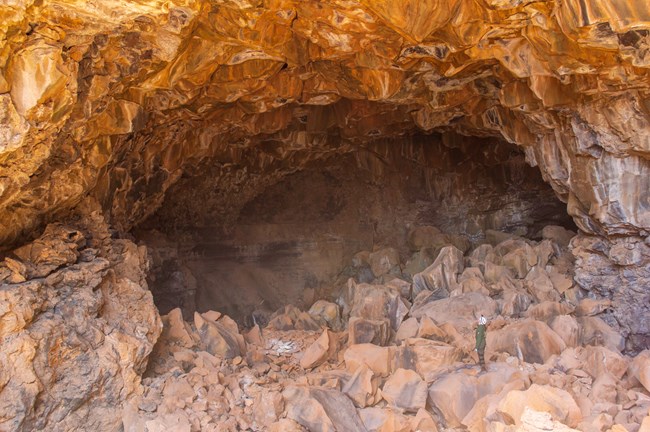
left=1, top=1, right=650, bottom=431
left=134, top=133, right=575, bottom=323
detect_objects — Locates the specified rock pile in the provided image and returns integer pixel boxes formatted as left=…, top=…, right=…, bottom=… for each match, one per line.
left=126, top=225, right=650, bottom=432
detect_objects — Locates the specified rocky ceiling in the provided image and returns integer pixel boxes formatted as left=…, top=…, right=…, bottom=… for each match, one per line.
left=1, top=0, right=649, bottom=250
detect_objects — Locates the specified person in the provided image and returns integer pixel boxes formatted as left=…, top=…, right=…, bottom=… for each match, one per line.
left=475, top=315, right=487, bottom=371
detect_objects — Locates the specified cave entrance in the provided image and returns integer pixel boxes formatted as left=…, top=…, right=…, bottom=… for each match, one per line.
left=132, top=133, right=576, bottom=324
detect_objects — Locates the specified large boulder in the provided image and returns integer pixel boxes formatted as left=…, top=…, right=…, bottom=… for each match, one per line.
left=578, top=316, right=625, bottom=352
left=347, top=280, right=409, bottom=331
left=348, top=317, right=391, bottom=346
left=380, top=368, right=427, bottom=413
left=392, top=339, right=463, bottom=381
left=283, top=385, right=368, bottom=432
left=344, top=344, right=392, bottom=377
left=497, top=384, right=582, bottom=428
left=410, top=292, right=498, bottom=333
left=412, top=246, right=464, bottom=298
left=368, top=247, right=401, bottom=278
left=628, top=350, right=650, bottom=393
left=193, top=312, right=245, bottom=359
left=487, top=319, right=566, bottom=364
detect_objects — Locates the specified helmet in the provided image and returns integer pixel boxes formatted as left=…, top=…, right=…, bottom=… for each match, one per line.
left=479, top=316, right=487, bottom=325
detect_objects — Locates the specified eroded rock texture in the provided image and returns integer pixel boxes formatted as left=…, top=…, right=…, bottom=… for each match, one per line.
left=0, top=203, right=161, bottom=431
left=1, top=2, right=650, bottom=429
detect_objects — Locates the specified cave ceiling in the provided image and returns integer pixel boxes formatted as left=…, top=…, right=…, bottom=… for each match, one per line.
left=1, top=0, right=649, bottom=247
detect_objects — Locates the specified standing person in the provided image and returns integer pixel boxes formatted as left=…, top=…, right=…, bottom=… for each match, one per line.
left=475, top=315, right=487, bottom=371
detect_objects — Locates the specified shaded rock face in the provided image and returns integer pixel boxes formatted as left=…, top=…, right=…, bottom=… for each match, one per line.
left=139, top=137, right=572, bottom=320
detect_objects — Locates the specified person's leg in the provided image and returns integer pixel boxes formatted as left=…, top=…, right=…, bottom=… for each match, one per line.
left=478, top=348, right=485, bottom=370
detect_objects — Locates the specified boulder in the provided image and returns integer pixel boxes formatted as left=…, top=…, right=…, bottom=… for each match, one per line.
left=579, top=346, right=628, bottom=380
left=368, top=247, right=401, bottom=278
left=194, top=313, right=245, bottom=359
left=309, top=300, right=342, bottom=330
left=487, top=319, right=566, bottom=364
left=549, top=315, right=580, bottom=347
left=578, top=316, right=625, bottom=352
left=348, top=317, right=391, bottom=346
left=501, top=243, right=537, bottom=279
left=410, top=292, right=498, bottom=333
left=428, top=373, right=477, bottom=427
left=412, top=246, right=464, bottom=298
left=358, top=407, right=411, bottom=432
left=403, top=248, right=437, bottom=279
left=348, top=281, right=409, bottom=331
left=380, top=368, right=427, bottom=412
left=500, top=288, right=533, bottom=318
left=525, top=266, right=560, bottom=303
left=546, top=266, right=574, bottom=294
left=344, top=344, right=392, bottom=377
left=628, top=350, right=650, bottom=393
left=395, top=317, right=419, bottom=343
left=416, top=316, right=449, bottom=342
left=407, top=226, right=442, bottom=251
left=301, top=329, right=335, bottom=370
left=393, top=339, right=462, bottom=381
left=497, top=384, right=582, bottom=427
left=342, top=365, right=378, bottom=408
left=542, top=226, right=576, bottom=248
left=468, top=244, right=495, bottom=272
left=283, top=385, right=368, bottom=432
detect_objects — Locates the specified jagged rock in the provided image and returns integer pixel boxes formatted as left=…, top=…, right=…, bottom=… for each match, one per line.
left=193, top=313, right=245, bottom=359
left=252, top=390, right=285, bottom=427
left=628, top=350, right=650, bottom=394
left=0, top=226, right=161, bottom=432
left=525, top=266, right=561, bottom=303
left=301, top=329, right=335, bottom=370
left=308, top=300, right=342, bottom=331
left=342, top=365, right=378, bottom=408
left=348, top=317, right=391, bottom=346
left=412, top=246, right=464, bottom=298
left=283, top=385, right=368, bottom=432
left=579, top=346, right=629, bottom=380
left=407, top=226, right=443, bottom=252
left=525, top=301, right=575, bottom=323
left=395, top=317, right=419, bottom=343
left=500, top=288, right=534, bottom=318
left=348, top=280, right=408, bottom=331
left=416, top=316, right=449, bottom=342
left=488, top=319, right=566, bottom=364
left=549, top=315, right=580, bottom=347
left=358, top=407, right=411, bottom=432
left=380, top=368, right=427, bottom=413
left=344, top=344, right=392, bottom=377
left=497, top=384, right=582, bottom=428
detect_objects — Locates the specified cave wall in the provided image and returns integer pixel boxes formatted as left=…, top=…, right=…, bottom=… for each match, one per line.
left=138, top=134, right=573, bottom=321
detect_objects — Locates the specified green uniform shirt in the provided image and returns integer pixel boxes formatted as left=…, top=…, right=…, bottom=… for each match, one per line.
left=475, top=324, right=486, bottom=351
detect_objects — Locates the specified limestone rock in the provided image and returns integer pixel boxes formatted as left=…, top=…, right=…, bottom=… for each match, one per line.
left=348, top=317, right=391, bottom=346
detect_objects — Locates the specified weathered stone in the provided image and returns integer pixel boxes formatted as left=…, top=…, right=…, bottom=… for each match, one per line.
left=301, top=329, right=334, bottom=370
left=194, top=313, right=245, bottom=359
left=309, top=300, right=342, bottom=331
left=380, top=368, right=427, bottom=413
left=348, top=317, right=391, bottom=346
left=348, top=280, right=408, bottom=331
left=549, top=315, right=580, bottom=347
left=487, top=319, right=566, bottom=364
left=342, top=365, right=378, bottom=408
left=497, top=384, right=582, bottom=428
left=578, top=316, right=625, bottom=352
left=413, top=246, right=464, bottom=297
left=410, top=292, right=498, bottom=333
left=628, top=350, right=650, bottom=394
left=283, top=385, right=368, bottom=432
left=393, top=338, right=462, bottom=381
left=344, top=344, right=391, bottom=377
left=395, top=317, right=419, bottom=343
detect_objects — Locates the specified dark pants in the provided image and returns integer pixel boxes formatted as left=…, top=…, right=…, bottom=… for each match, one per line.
left=477, top=348, right=485, bottom=367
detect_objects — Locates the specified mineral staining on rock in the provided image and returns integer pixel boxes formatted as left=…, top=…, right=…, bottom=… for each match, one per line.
left=1, top=0, right=650, bottom=431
